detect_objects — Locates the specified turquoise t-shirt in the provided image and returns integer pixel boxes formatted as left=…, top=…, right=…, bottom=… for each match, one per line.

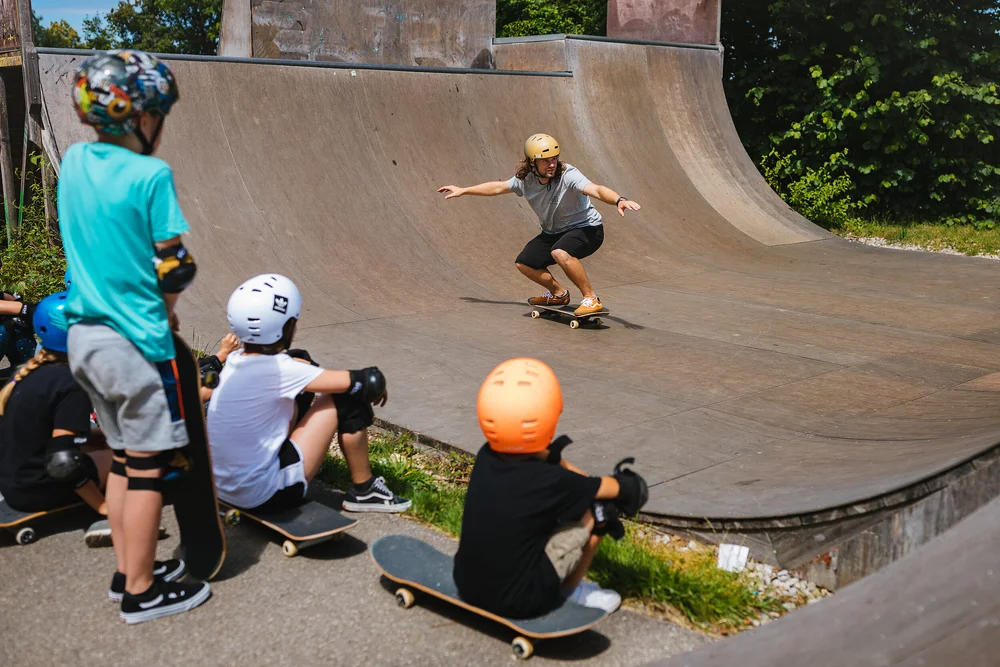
left=58, top=142, right=190, bottom=362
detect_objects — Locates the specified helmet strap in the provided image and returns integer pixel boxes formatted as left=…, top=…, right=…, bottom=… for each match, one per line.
left=134, top=113, right=165, bottom=156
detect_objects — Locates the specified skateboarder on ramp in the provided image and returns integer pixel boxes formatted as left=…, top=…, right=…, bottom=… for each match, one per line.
left=438, top=134, right=641, bottom=316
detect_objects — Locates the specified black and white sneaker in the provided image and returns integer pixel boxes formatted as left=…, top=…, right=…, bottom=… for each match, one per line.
left=120, top=579, right=211, bottom=625
left=342, top=476, right=412, bottom=513
left=108, top=559, right=186, bottom=602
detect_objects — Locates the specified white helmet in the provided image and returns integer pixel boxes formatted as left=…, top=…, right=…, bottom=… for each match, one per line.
left=226, top=274, right=302, bottom=344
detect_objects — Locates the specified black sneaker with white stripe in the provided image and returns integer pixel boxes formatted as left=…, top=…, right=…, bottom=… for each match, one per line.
left=342, top=475, right=412, bottom=513
left=120, top=578, right=211, bottom=625
left=108, top=559, right=186, bottom=602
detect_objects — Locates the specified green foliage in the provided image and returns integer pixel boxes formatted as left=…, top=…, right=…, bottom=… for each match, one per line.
left=82, top=0, right=222, bottom=54
left=589, top=524, right=777, bottom=625
left=0, top=157, right=66, bottom=301
left=33, top=0, right=221, bottom=55
left=723, top=0, right=1000, bottom=226
left=497, top=0, right=606, bottom=38
left=761, top=150, right=868, bottom=227
left=31, top=13, right=84, bottom=48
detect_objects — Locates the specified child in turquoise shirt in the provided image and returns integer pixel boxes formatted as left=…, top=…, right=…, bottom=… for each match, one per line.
left=59, top=50, right=208, bottom=624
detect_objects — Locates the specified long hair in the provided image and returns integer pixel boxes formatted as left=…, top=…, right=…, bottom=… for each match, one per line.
left=0, top=348, right=65, bottom=416
left=515, top=158, right=566, bottom=181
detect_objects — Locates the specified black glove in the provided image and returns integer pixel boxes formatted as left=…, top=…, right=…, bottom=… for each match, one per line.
left=349, top=366, right=387, bottom=404
left=545, top=435, right=572, bottom=465
left=592, top=500, right=626, bottom=540
left=12, top=302, right=35, bottom=330
left=612, top=457, right=648, bottom=517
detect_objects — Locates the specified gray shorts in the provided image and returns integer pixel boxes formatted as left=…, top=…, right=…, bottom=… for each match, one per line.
left=68, top=324, right=188, bottom=453
left=545, top=521, right=592, bottom=581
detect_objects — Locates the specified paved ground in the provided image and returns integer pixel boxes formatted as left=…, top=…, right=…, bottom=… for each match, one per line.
left=0, top=488, right=708, bottom=666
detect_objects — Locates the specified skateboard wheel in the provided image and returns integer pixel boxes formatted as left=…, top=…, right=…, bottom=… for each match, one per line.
left=395, top=587, right=415, bottom=609
left=224, top=509, right=241, bottom=527
left=16, top=527, right=35, bottom=545
left=569, top=320, right=580, bottom=329
left=593, top=318, right=603, bottom=326
left=282, top=540, right=299, bottom=557
left=512, top=637, right=534, bottom=660
left=530, top=310, right=541, bottom=319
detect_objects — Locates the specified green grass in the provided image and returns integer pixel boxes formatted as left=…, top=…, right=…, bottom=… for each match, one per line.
left=318, top=432, right=780, bottom=630
left=830, top=217, right=1000, bottom=257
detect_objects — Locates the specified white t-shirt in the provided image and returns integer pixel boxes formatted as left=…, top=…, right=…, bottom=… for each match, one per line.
left=206, top=350, right=323, bottom=508
left=507, top=163, right=603, bottom=234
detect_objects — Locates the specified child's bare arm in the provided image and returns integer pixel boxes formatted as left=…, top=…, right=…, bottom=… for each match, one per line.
left=74, top=480, right=107, bottom=515
left=303, top=369, right=353, bottom=394
left=595, top=476, right=621, bottom=500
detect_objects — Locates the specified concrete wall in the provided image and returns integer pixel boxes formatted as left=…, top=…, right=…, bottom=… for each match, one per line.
left=250, top=0, right=496, bottom=68
left=607, top=0, right=720, bottom=45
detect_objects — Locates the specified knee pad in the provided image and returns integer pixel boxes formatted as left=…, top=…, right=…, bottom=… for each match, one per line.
left=125, top=449, right=190, bottom=494
left=110, top=449, right=127, bottom=477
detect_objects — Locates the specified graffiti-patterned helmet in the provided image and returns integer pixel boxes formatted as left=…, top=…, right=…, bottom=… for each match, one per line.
left=72, top=50, right=178, bottom=136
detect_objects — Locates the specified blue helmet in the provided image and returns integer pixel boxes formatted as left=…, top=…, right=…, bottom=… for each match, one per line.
left=33, top=292, right=70, bottom=353
left=64, top=267, right=73, bottom=289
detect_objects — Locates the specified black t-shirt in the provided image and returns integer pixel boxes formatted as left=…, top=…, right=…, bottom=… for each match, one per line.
left=0, top=363, right=92, bottom=511
left=453, top=443, right=602, bottom=619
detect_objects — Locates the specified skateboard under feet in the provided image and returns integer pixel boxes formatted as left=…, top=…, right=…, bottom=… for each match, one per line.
left=528, top=301, right=610, bottom=329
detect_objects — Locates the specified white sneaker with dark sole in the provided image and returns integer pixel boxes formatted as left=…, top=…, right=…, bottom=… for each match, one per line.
left=342, top=475, right=412, bottom=513
left=120, top=579, right=211, bottom=625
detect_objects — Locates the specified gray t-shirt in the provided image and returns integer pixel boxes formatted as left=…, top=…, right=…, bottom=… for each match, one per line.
left=507, top=164, right=603, bottom=234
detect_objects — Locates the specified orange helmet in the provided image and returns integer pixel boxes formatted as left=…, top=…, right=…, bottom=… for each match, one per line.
left=477, top=358, right=563, bottom=454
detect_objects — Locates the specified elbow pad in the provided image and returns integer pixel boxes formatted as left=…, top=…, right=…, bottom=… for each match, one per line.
left=154, top=244, right=197, bottom=293
left=612, top=457, right=649, bottom=517
left=348, top=367, right=387, bottom=403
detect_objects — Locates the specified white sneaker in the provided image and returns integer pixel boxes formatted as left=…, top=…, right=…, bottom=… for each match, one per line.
left=566, top=581, right=622, bottom=613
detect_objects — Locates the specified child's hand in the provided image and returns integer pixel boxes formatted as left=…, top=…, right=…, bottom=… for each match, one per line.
left=216, top=333, right=240, bottom=362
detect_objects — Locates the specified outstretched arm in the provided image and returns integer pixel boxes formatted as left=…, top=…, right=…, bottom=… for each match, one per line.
left=583, top=183, right=642, bottom=217
left=438, top=181, right=512, bottom=199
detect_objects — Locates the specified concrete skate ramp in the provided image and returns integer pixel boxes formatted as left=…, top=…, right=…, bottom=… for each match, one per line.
left=656, top=494, right=1000, bottom=667
left=35, top=38, right=1000, bottom=578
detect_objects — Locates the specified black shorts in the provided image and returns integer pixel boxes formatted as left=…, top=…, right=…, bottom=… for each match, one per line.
left=515, top=225, right=605, bottom=270
left=296, top=390, right=375, bottom=435
left=249, top=438, right=307, bottom=513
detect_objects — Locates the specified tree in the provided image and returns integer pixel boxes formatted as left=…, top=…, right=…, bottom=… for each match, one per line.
left=81, top=0, right=221, bottom=55
left=723, top=0, right=1000, bottom=225
left=31, top=12, right=83, bottom=49
left=497, top=0, right=606, bottom=38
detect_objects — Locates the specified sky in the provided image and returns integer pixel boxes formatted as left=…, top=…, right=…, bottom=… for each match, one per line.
left=32, top=0, right=120, bottom=34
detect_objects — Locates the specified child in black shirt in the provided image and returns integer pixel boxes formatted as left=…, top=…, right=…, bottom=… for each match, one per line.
left=0, top=293, right=111, bottom=513
left=453, top=357, right=647, bottom=619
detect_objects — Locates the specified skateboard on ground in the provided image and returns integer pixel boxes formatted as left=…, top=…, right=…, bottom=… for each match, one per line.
left=0, top=498, right=84, bottom=545
left=369, top=534, right=609, bottom=660
left=168, top=333, right=226, bottom=580
left=220, top=499, right=358, bottom=557
left=528, top=301, right=610, bottom=330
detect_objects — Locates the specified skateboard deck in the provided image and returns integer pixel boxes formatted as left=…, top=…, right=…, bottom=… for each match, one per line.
left=369, top=534, right=609, bottom=660
left=0, top=498, right=84, bottom=545
left=220, top=499, right=357, bottom=557
left=528, top=302, right=610, bottom=329
left=169, top=333, right=226, bottom=580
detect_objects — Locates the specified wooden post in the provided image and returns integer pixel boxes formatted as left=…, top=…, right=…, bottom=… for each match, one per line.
left=0, top=73, right=16, bottom=243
